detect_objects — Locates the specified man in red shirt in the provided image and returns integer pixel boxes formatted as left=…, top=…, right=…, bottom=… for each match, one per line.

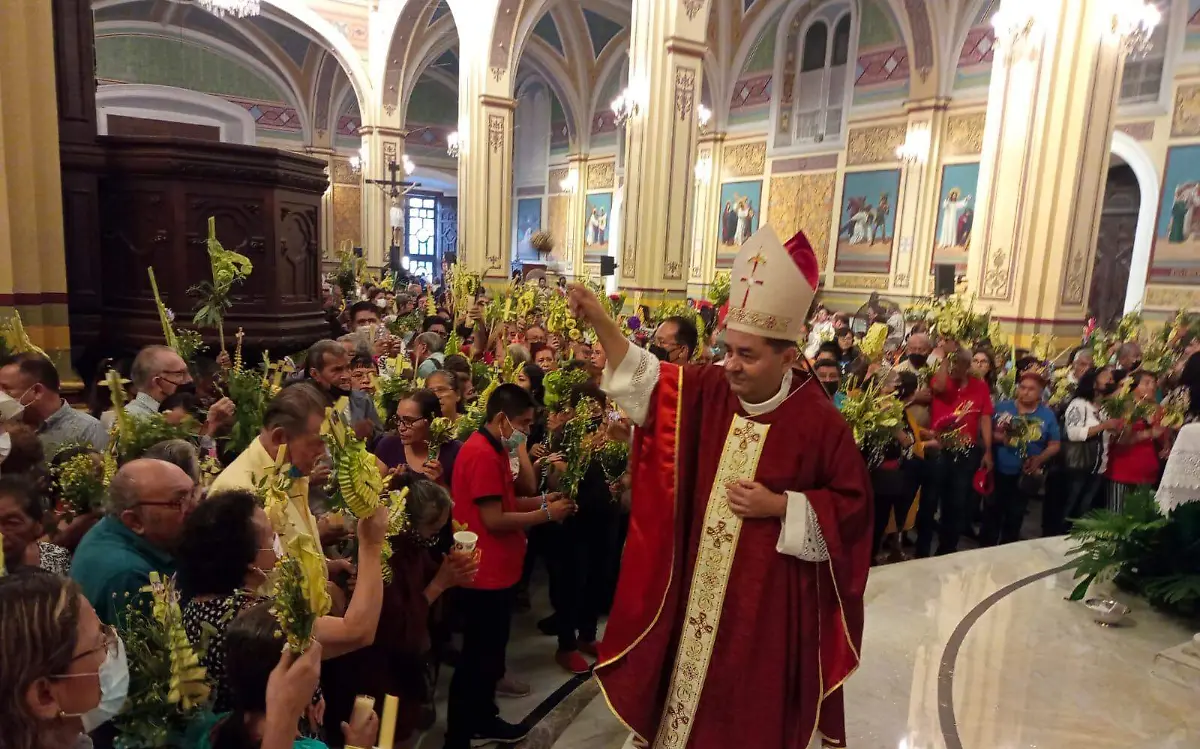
left=447, top=384, right=576, bottom=749
left=919, top=338, right=995, bottom=556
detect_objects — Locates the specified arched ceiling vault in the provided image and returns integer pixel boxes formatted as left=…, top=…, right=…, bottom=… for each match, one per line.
left=91, top=0, right=369, bottom=142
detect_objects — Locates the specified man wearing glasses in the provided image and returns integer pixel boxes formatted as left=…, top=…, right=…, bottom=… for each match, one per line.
left=125, top=345, right=235, bottom=437
left=71, top=458, right=198, bottom=625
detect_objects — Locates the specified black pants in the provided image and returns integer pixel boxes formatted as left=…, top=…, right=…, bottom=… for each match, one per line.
left=445, top=586, right=515, bottom=748
left=550, top=511, right=619, bottom=651
left=916, top=448, right=980, bottom=557
left=871, top=464, right=917, bottom=556
left=1043, top=470, right=1104, bottom=535
left=980, top=472, right=1035, bottom=546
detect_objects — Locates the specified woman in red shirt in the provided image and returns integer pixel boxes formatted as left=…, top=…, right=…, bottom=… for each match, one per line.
left=1105, top=370, right=1165, bottom=511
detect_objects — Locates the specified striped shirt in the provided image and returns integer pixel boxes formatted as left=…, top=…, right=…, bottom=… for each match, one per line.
left=40, top=400, right=108, bottom=455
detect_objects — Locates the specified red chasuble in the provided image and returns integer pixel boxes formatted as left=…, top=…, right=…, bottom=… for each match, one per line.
left=595, top=362, right=872, bottom=749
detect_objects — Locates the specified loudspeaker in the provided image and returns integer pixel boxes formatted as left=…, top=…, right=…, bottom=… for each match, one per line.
left=934, top=264, right=957, bottom=297
left=600, top=255, right=617, bottom=276
left=389, top=245, right=402, bottom=271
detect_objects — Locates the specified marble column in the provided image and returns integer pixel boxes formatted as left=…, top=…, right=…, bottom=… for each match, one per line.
left=2, top=0, right=72, bottom=373
left=967, top=0, right=1131, bottom=340
left=688, top=132, right=725, bottom=297
left=617, top=0, right=713, bottom=295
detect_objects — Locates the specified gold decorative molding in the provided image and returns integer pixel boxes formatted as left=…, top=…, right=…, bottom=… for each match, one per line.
left=331, top=183, right=362, bottom=251
left=674, top=66, right=696, bottom=122
left=846, top=125, right=906, bottom=166
left=1144, top=285, right=1200, bottom=309
left=330, top=157, right=360, bottom=186
left=835, top=274, right=890, bottom=290
left=548, top=167, right=569, bottom=192
left=943, top=113, right=986, bottom=157
left=894, top=271, right=910, bottom=288
left=547, top=195, right=569, bottom=260
left=982, top=246, right=1011, bottom=299
left=1061, top=244, right=1088, bottom=306
left=722, top=142, right=767, bottom=178
left=1172, top=84, right=1200, bottom=138
left=766, top=173, right=836, bottom=271
left=682, top=0, right=706, bottom=21
left=587, top=161, right=615, bottom=190
left=488, top=115, right=505, bottom=153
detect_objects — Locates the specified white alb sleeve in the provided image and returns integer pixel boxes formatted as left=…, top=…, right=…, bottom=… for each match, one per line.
left=601, top=345, right=661, bottom=428
left=776, top=491, right=830, bottom=562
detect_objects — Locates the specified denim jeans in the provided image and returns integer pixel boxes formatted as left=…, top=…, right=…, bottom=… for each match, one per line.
left=916, top=447, right=981, bottom=557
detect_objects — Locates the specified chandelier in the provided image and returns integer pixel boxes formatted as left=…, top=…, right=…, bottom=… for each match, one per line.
left=446, top=131, right=460, bottom=159
left=196, top=0, right=261, bottom=19
left=348, top=143, right=366, bottom=176
left=694, top=153, right=713, bottom=183
left=1111, top=0, right=1161, bottom=59
left=990, top=0, right=1044, bottom=57
left=895, top=124, right=931, bottom=165
left=611, top=87, right=640, bottom=128
left=402, top=154, right=415, bottom=176
left=559, top=169, right=579, bottom=194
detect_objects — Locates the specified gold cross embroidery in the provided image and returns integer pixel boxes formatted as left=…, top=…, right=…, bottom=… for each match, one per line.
left=706, top=520, right=734, bottom=549
left=739, top=252, right=767, bottom=306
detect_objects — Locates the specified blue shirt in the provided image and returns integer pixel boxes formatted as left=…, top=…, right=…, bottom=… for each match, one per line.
left=71, top=515, right=176, bottom=626
left=993, top=400, right=1061, bottom=476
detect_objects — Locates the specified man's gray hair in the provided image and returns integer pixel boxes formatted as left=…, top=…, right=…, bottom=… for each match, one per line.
left=415, top=331, right=445, bottom=355
left=506, top=344, right=531, bottom=365
left=305, top=339, right=346, bottom=375
left=144, top=439, right=200, bottom=483
left=338, top=332, right=374, bottom=360
left=404, top=477, right=453, bottom=530
left=130, top=345, right=177, bottom=390
left=264, top=382, right=329, bottom=435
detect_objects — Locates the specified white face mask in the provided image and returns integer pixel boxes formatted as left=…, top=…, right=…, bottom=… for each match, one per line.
left=0, top=432, right=11, bottom=466
left=58, top=636, right=130, bottom=732
left=0, top=392, right=25, bottom=422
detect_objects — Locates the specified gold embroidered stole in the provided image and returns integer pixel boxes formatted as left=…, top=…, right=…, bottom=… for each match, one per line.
left=654, top=415, right=770, bottom=749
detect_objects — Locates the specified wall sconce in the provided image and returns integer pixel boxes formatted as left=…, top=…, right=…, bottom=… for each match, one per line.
left=348, top=142, right=367, bottom=176
left=697, top=103, right=712, bottom=132
left=560, top=169, right=579, bottom=194
left=694, top=153, right=713, bottom=183
left=895, top=124, right=931, bottom=165
left=611, top=87, right=640, bottom=127
left=1111, top=0, right=1161, bottom=59
left=990, top=0, right=1046, bottom=59
left=446, top=131, right=460, bottom=159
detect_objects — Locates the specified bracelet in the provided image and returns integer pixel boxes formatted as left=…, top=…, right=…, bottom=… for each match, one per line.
left=540, top=494, right=552, bottom=520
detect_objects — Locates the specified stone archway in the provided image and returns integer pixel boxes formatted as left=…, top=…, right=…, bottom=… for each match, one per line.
left=1108, top=130, right=1161, bottom=314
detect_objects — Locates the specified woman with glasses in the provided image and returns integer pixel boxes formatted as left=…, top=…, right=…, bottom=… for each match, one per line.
left=425, top=370, right=464, bottom=425
left=374, top=390, right=461, bottom=487
left=0, top=571, right=126, bottom=749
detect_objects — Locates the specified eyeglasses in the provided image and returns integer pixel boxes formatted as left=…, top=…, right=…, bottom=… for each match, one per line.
left=56, top=624, right=118, bottom=674
left=136, top=487, right=199, bottom=511
left=397, top=416, right=428, bottom=428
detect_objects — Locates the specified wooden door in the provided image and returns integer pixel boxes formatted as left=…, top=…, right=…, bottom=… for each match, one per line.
left=1090, top=165, right=1139, bottom=329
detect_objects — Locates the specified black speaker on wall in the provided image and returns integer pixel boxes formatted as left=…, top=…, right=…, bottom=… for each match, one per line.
left=934, top=264, right=957, bottom=297
left=599, top=256, right=617, bottom=277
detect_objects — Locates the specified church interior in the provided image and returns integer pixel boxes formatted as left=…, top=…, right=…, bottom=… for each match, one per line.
left=1, top=1, right=1199, bottom=748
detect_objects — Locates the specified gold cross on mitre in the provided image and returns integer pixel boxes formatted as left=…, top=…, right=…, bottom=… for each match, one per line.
left=740, top=252, right=768, bottom=306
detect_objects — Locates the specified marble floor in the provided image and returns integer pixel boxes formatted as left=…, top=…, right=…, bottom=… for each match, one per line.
left=410, top=538, right=1198, bottom=749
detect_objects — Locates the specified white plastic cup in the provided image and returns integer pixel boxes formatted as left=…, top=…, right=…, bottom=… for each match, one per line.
left=453, top=531, right=478, bottom=554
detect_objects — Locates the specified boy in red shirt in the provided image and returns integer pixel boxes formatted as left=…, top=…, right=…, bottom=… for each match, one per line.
left=918, top=338, right=995, bottom=556
left=447, top=384, right=575, bottom=749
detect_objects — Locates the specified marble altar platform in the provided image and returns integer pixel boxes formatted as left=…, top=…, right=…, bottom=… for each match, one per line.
left=411, top=538, right=1197, bottom=749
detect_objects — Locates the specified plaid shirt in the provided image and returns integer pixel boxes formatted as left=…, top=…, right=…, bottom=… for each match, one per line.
left=40, top=400, right=108, bottom=455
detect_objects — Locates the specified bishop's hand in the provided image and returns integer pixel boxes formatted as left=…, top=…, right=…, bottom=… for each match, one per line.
left=567, top=284, right=608, bottom=325
left=726, top=480, right=787, bottom=519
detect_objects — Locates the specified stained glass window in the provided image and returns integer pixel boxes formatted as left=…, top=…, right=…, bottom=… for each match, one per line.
left=404, top=195, right=437, bottom=280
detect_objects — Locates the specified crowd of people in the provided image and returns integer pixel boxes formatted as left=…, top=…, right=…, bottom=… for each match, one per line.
left=0, top=240, right=1197, bottom=749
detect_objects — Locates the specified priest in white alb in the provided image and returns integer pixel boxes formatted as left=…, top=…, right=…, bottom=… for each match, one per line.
left=566, top=227, right=872, bottom=749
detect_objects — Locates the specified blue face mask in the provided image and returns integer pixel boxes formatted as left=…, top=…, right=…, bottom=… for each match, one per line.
left=287, top=465, right=304, bottom=479
left=502, top=417, right=527, bottom=452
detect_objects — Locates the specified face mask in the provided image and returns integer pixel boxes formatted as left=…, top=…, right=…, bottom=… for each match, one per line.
left=649, top=344, right=670, bottom=361
left=822, top=381, right=840, bottom=396
left=375, top=298, right=388, bottom=309
left=329, top=385, right=352, bottom=400
left=165, top=379, right=197, bottom=397
left=907, top=353, right=929, bottom=369
left=59, top=636, right=130, bottom=732
left=0, top=392, right=25, bottom=422
left=0, top=432, right=11, bottom=466
left=1101, top=381, right=1118, bottom=395
left=502, top=417, right=527, bottom=451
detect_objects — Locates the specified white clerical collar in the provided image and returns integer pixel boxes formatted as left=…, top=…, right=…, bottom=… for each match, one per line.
left=740, top=367, right=793, bottom=417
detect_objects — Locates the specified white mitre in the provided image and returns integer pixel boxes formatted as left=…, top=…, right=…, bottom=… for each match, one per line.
left=725, top=227, right=821, bottom=342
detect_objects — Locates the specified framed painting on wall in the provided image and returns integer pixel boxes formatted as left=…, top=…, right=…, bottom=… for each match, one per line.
left=584, top=192, right=612, bottom=261
left=932, top=162, right=979, bottom=274
left=717, top=180, right=762, bottom=268
left=514, top=197, right=543, bottom=263
left=1151, top=144, right=1200, bottom=284
left=834, top=169, right=900, bottom=274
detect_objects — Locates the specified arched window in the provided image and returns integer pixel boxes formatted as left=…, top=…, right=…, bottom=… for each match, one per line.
left=793, top=10, right=852, bottom=142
